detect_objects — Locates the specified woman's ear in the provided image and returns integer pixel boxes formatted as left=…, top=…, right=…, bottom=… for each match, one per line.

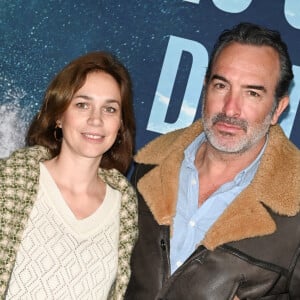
left=56, top=120, right=62, bottom=128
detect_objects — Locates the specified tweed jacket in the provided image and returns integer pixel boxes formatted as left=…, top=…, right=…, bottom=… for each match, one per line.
left=0, top=145, right=138, bottom=300
left=125, top=120, right=300, bottom=299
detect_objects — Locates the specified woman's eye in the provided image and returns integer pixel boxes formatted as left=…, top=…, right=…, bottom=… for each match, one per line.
left=104, top=106, right=117, bottom=113
left=76, top=102, right=89, bottom=109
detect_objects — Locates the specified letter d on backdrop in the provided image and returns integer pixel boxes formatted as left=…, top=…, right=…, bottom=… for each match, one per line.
left=147, top=36, right=208, bottom=134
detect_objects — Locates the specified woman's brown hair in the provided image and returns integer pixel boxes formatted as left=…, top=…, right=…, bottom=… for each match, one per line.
left=26, top=51, right=135, bottom=174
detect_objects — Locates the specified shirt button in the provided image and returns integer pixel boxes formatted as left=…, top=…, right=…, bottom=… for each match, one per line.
left=189, top=220, right=195, bottom=227
left=176, top=261, right=182, bottom=267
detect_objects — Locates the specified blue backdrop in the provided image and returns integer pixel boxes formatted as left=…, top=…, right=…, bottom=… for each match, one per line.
left=1, top=0, right=299, bottom=158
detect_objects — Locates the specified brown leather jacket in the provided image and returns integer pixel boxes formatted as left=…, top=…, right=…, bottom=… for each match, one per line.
left=125, top=121, right=300, bottom=300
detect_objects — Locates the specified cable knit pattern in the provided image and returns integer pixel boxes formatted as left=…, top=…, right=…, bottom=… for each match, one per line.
left=0, top=145, right=138, bottom=300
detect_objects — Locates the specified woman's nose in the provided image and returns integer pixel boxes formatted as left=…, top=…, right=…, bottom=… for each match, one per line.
left=87, top=109, right=103, bottom=126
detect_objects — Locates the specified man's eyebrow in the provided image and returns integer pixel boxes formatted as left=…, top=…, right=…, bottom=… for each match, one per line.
left=210, top=74, right=229, bottom=83
left=243, top=85, right=267, bottom=93
left=211, top=74, right=267, bottom=93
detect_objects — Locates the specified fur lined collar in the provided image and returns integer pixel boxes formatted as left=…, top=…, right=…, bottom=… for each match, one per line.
left=135, top=120, right=300, bottom=250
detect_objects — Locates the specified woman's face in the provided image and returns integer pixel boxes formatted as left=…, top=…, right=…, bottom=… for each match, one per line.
left=58, top=71, right=122, bottom=162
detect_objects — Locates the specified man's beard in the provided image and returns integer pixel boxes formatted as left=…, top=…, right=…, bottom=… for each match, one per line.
left=202, top=99, right=275, bottom=154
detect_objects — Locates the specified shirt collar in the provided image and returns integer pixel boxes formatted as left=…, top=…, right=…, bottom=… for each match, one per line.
left=183, top=132, right=268, bottom=183
left=236, top=135, right=268, bottom=184
left=184, top=132, right=206, bottom=168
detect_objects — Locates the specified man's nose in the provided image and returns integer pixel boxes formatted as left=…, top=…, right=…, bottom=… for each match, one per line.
left=222, top=90, right=242, bottom=117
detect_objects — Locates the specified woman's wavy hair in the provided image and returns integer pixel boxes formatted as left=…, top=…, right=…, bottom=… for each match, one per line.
left=26, top=51, right=135, bottom=174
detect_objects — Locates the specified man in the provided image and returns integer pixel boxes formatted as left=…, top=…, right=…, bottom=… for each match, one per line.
left=125, top=23, right=300, bottom=299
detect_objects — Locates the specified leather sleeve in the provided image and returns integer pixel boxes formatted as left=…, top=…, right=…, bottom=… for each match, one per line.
left=289, top=246, right=300, bottom=298
left=125, top=163, right=171, bottom=300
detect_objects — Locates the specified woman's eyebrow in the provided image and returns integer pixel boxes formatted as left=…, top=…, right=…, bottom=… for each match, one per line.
left=73, top=94, right=93, bottom=100
left=73, top=95, right=121, bottom=105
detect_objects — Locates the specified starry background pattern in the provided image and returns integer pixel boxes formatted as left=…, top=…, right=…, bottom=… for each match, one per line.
left=0, top=0, right=299, bottom=158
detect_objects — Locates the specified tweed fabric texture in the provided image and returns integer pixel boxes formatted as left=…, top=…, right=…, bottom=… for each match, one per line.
left=0, top=145, right=138, bottom=300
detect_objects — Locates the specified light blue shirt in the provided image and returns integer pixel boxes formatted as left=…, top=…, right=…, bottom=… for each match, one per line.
left=170, top=132, right=267, bottom=274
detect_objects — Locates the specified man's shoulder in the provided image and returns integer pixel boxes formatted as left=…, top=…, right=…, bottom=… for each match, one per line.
left=134, top=120, right=203, bottom=164
left=268, top=125, right=300, bottom=161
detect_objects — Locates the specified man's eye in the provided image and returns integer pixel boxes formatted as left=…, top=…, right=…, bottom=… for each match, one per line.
left=248, top=90, right=260, bottom=97
left=215, top=83, right=226, bottom=89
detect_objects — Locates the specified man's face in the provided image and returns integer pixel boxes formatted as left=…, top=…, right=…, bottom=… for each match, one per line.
left=202, top=42, right=286, bottom=154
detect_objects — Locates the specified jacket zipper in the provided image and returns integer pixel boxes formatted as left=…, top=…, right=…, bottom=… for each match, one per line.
left=160, top=226, right=171, bottom=285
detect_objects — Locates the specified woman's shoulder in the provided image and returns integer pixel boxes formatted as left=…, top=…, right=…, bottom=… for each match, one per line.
left=0, top=145, right=51, bottom=176
left=99, top=168, right=134, bottom=194
left=1, top=145, right=50, bottom=162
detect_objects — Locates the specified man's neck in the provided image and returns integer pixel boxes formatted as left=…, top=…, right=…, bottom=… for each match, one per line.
left=195, top=138, right=266, bottom=205
left=195, top=136, right=266, bottom=177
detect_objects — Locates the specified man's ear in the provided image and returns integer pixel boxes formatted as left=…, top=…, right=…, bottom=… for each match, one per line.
left=271, top=96, right=289, bottom=125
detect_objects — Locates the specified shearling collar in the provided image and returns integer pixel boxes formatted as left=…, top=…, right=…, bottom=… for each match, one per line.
left=134, top=120, right=300, bottom=250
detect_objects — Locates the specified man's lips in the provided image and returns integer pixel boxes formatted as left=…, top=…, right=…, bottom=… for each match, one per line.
left=215, top=121, right=245, bottom=132
left=211, top=113, right=248, bottom=132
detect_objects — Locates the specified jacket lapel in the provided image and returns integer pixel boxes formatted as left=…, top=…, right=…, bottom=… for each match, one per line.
left=135, top=121, right=202, bottom=225
left=135, top=121, right=300, bottom=250
left=204, top=126, right=300, bottom=249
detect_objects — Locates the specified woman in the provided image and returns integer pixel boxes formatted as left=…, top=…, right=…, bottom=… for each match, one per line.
left=0, top=52, right=137, bottom=300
